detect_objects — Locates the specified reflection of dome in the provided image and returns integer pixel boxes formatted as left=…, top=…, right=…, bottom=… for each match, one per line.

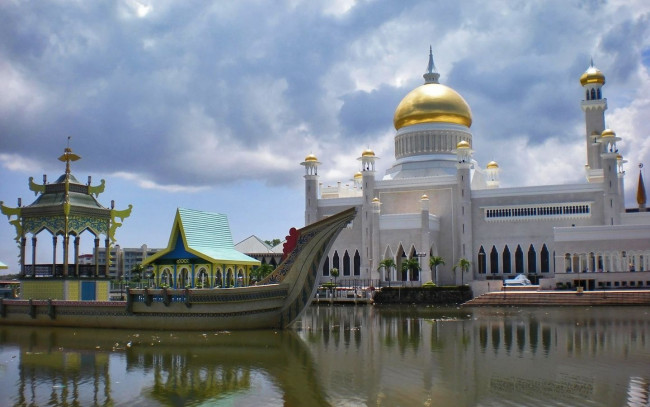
left=456, top=140, right=470, bottom=149
left=580, top=65, right=605, bottom=86
left=393, top=83, right=472, bottom=130
left=487, top=161, right=499, bottom=169
left=601, top=129, right=616, bottom=138
left=304, top=153, right=318, bottom=162
left=361, top=148, right=375, bottom=157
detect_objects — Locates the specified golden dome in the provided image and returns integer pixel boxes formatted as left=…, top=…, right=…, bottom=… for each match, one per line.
left=421, top=194, right=429, bottom=200
left=354, top=171, right=362, bottom=179
left=372, top=197, right=380, bottom=203
left=304, top=153, right=318, bottom=162
left=361, top=148, right=375, bottom=157
left=487, top=161, right=499, bottom=169
left=394, top=83, right=472, bottom=130
left=456, top=140, right=471, bottom=149
left=601, top=129, right=616, bottom=138
left=580, top=65, right=605, bottom=86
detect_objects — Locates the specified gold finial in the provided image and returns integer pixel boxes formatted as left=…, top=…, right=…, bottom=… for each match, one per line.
left=58, top=137, right=81, bottom=175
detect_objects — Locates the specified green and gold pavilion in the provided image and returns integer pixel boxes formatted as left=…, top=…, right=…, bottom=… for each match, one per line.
left=1, top=146, right=132, bottom=280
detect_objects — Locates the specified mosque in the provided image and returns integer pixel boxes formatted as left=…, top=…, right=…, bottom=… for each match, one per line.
left=301, top=49, right=650, bottom=291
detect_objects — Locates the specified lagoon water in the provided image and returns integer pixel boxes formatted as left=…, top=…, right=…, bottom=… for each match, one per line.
left=0, top=305, right=649, bottom=406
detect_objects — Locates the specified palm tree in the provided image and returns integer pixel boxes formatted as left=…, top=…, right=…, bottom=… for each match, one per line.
left=377, top=258, right=396, bottom=282
left=130, top=263, right=144, bottom=283
left=401, top=258, right=421, bottom=283
left=453, top=258, right=471, bottom=286
left=331, top=267, right=339, bottom=297
left=251, top=263, right=274, bottom=284
left=429, top=256, right=445, bottom=285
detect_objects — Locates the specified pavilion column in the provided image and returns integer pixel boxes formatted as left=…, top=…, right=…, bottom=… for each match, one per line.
left=94, top=238, right=100, bottom=278
left=104, top=238, right=110, bottom=278
left=31, top=236, right=37, bottom=272
left=63, top=235, right=69, bottom=278
left=52, top=236, right=57, bottom=273
left=74, top=236, right=80, bottom=277
left=20, top=237, right=27, bottom=277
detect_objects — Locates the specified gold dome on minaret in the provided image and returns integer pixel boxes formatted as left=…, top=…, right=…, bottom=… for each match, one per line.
left=580, top=61, right=606, bottom=86
left=393, top=48, right=472, bottom=130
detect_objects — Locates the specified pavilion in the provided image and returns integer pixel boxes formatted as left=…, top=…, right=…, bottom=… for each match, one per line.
left=142, top=208, right=260, bottom=288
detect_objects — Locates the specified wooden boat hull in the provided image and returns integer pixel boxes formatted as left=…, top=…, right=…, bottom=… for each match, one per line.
left=0, top=207, right=356, bottom=330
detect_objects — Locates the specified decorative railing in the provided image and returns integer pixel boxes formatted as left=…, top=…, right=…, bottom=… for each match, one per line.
left=22, top=264, right=108, bottom=278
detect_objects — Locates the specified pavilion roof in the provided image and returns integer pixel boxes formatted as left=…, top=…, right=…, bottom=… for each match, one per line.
left=143, top=208, right=260, bottom=266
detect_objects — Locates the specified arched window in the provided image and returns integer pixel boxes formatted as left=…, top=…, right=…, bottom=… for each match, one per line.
left=353, top=250, right=361, bottom=276
left=333, top=251, right=340, bottom=271
left=515, top=245, right=524, bottom=274
left=490, top=246, right=499, bottom=274
left=478, top=246, right=486, bottom=274
left=586, top=90, right=590, bottom=100
left=323, top=255, right=330, bottom=276
left=343, top=251, right=351, bottom=276
left=541, top=244, right=550, bottom=273
left=590, top=88, right=596, bottom=100
left=503, top=246, right=511, bottom=273
left=528, top=245, right=537, bottom=273
left=597, top=88, right=601, bottom=99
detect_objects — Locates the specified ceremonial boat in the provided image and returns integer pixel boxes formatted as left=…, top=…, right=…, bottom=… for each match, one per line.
left=0, top=207, right=356, bottom=330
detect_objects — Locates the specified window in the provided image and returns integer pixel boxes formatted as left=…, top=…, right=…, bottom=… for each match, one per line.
left=478, top=246, right=486, bottom=274
left=515, top=245, right=524, bottom=273
left=503, top=245, right=512, bottom=274
left=343, top=251, right=351, bottom=276
left=323, top=255, right=330, bottom=276
left=528, top=245, right=537, bottom=273
left=354, top=250, right=361, bottom=276
left=541, top=244, right=550, bottom=273
left=490, top=246, right=499, bottom=274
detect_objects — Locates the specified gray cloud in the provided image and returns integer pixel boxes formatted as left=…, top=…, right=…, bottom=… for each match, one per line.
left=0, top=0, right=648, bottom=192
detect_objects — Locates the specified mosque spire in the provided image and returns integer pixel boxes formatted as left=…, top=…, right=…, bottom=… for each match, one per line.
left=423, top=45, right=440, bottom=84
left=638, top=164, right=647, bottom=209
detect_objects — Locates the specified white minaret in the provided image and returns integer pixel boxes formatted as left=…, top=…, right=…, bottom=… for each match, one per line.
left=580, top=60, right=607, bottom=182
left=455, top=141, right=474, bottom=281
left=301, top=153, right=320, bottom=225
left=420, top=194, right=432, bottom=283
left=358, top=148, right=378, bottom=278
left=600, top=129, right=621, bottom=225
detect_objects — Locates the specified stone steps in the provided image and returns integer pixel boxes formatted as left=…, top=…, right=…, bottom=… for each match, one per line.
left=463, top=290, right=650, bottom=306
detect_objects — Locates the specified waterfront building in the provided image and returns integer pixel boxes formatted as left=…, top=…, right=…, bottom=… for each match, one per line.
left=303, top=49, right=650, bottom=291
left=142, top=208, right=260, bottom=288
left=235, top=235, right=284, bottom=268
left=90, top=244, right=162, bottom=280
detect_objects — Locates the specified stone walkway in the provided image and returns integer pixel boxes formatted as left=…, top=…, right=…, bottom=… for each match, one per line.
left=463, top=289, right=650, bottom=306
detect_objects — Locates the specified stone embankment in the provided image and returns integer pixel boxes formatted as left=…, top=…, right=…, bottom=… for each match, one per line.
left=372, top=287, right=472, bottom=305
left=463, top=289, right=650, bottom=306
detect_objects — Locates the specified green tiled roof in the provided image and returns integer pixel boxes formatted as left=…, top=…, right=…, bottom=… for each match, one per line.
left=0, top=261, right=7, bottom=270
left=178, top=208, right=257, bottom=263
left=144, top=208, right=260, bottom=266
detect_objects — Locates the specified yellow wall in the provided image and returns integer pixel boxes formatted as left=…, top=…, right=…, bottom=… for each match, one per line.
left=96, top=281, right=109, bottom=301
left=67, top=281, right=80, bottom=300
left=21, top=281, right=65, bottom=300
left=20, top=280, right=110, bottom=301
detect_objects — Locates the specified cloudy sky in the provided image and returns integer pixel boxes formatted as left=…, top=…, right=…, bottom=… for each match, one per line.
left=1, top=0, right=649, bottom=272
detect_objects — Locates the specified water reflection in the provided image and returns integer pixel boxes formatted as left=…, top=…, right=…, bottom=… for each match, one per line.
left=0, top=327, right=327, bottom=407
left=0, top=306, right=649, bottom=406
left=297, top=305, right=650, bottom=407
